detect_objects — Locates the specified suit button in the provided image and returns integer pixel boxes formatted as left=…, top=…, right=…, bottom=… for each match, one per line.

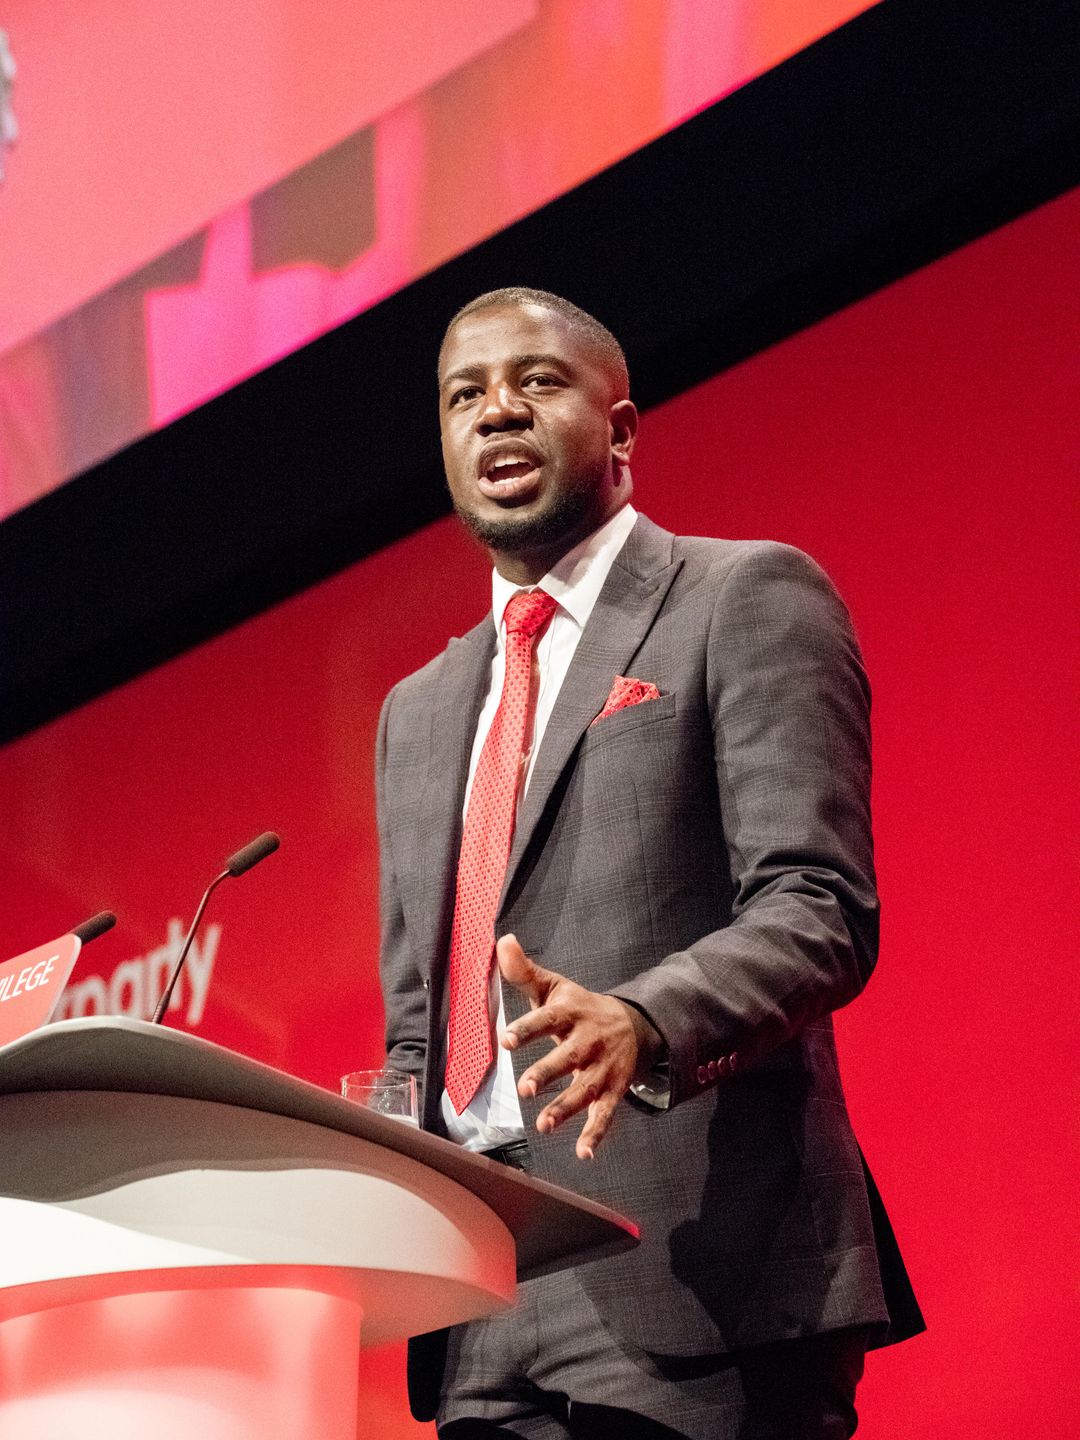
left=696, top=1065, right=708, bottom=1086
left=706, top=1059, right=717, bottom=1080
left=728, top=1052, right=738, bottom=1072
left=716, top=1056, right=727, bottom=1076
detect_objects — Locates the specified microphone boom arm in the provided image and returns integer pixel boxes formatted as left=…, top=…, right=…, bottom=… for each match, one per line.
left=151, top=868, right=229, bottom=1024
left=151, top=831, right=279, bottom=1025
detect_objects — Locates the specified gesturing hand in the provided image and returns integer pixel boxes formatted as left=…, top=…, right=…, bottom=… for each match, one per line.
left=497, top=934, right=662, bottom=1160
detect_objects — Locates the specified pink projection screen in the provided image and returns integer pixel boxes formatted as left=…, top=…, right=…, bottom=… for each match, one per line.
left=1, top=188, right=1076, bottom=1436
left=0, top=0, right=878, bottom=515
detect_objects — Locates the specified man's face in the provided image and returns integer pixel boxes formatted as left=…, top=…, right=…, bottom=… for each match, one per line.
left=438, top=303, right=636, bottom=581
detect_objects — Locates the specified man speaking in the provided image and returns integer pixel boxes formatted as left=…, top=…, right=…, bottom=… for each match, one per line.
left=376, top=288, right=922, bottom=1438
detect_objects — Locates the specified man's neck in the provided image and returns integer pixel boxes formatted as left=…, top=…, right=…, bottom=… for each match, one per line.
left=490, top=497, right=633, bottom=587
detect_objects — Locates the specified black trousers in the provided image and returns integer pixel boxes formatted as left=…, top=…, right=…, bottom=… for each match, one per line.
left=436, top=1265, right=869, bottom=1440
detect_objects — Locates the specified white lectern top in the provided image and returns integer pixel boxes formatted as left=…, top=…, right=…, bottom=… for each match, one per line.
left=0, top=1017, right=637, bottom=1339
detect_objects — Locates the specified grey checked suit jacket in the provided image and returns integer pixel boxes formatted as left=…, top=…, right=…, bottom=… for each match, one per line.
left=376, top=514, right=922, bottom=1409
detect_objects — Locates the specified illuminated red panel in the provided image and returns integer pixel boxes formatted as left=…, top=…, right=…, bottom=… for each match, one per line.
left=1, top=185, right=1075, bottom=1437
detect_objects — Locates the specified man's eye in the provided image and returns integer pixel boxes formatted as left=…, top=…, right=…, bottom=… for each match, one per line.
left=524, top=373, right=559, bottom=389
left=450, top=385, right=480, bottom=406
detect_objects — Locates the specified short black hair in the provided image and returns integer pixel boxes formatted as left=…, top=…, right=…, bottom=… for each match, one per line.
left=440, top=287, right=629, bottom=399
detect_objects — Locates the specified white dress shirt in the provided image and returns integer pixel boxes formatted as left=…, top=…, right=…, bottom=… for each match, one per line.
left=440, top=502, right=639, bottom=1151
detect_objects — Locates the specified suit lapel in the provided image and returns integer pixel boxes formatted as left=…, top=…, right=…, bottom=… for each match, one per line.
left=413, top=619, right=495, bottom=982
left=501, top=515, right=682, bottom=904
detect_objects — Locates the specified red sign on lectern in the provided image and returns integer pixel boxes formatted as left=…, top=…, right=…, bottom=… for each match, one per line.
left=0, top=935, right=81, bottom=1046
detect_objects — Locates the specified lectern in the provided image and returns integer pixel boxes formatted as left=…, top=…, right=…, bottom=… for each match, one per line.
left=0, top=1018, right=636, bottom=1439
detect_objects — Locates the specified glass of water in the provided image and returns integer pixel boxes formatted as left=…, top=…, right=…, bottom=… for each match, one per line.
left=340, top=1068, right=418, bottom=1126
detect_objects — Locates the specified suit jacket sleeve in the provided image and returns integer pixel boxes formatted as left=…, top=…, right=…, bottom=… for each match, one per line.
left=376, top=684, right=429, bottom=1097
left=610, top=541, right=879, bottom=1109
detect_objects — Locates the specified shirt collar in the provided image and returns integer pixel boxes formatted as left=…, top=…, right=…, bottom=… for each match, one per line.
left=490, top=502, right=638, bottom=637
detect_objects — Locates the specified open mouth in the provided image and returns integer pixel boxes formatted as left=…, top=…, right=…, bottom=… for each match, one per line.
left=477, top=450, right=543, bottom=501
left=486, top=457, right=536, bottom=482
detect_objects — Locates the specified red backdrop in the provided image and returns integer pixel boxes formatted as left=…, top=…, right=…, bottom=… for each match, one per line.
left=1, top=187, right=1077, bottom=1434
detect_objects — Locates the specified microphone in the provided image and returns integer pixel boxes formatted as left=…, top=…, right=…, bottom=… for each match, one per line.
left=224, top=831, right=280, bottom=877
left=152, top=832, right=280, bottom=1025
left=72, top=911, right=117, bottom=945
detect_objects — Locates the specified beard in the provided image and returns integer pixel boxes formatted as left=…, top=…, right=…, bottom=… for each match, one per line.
left=450, top=466, right=608, bottom=557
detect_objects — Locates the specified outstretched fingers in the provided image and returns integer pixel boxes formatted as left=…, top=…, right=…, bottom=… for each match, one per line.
left=515, top=1031, right=586, bottom=1096
left=577, top=1096, right=620, bottom=1160
left=536, top=1070, right=620, bottom=1159
left=495, top=942, right=656, bottom=1159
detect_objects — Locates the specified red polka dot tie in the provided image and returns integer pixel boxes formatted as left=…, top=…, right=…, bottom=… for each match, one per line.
left=445, top=588, right=558, bottom=1114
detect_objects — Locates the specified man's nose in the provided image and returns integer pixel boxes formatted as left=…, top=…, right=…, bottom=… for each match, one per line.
left=476, top=383, right=530, bottom=433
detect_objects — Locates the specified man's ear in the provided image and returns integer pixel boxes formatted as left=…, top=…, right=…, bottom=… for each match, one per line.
left=610, top=399, right=638, bottom=466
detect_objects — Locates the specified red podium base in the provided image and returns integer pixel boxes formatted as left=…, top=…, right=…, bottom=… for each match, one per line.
left=0, top=1020, right=637, bottom=1440
left=0, top=1287, right=361, bottom=1439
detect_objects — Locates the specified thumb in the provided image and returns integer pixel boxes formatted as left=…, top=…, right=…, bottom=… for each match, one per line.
left=496, top=933, right=549, bottom=1005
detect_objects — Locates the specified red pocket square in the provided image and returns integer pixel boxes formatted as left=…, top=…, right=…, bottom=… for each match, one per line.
left=591, top=675, right=662, bottom=726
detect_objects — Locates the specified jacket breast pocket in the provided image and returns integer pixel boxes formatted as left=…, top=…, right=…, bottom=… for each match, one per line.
left=581, top=690, right=677, bottom=751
